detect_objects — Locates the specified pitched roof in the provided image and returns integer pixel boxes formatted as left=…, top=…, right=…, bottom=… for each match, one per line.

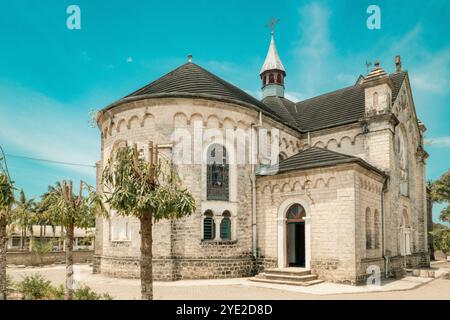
left=260, top=33, right=286, bottom=74
left=261, top=96, right=297, bottom=127
left=291, top=71, right=407, bottom=132
left=103, top=62, right=283, bottom=122
left=101, top=61, right=407, bottom=135
left=257, top=147, right=386, bottom=176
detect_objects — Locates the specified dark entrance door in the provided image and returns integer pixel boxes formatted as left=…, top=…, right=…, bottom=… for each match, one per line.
left=287, top=222, right=305, bottom=267
left=286, top=204, right=306, bottom=268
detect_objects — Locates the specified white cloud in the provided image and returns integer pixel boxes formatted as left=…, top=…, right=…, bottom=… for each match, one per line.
left=290, top=3, right=336, bottom=98
left=0, top=81, right=98, bottom=177
left=425, top=136, right=450, bottom=148
left=285, top=91, right=304, bottom=102
left=126, top=57, right=133, bottom=63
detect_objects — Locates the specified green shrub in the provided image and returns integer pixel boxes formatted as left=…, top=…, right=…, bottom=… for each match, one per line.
left=16, top=275, right=113, bottom=300
left=48, top=284, right=66, bottom=300
left=18, top=274, right=53, bottom=300
left=73, top=285, right=113, bottom=300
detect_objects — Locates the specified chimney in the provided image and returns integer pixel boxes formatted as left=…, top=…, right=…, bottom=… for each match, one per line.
left=395, top=55, right=402, bottom=73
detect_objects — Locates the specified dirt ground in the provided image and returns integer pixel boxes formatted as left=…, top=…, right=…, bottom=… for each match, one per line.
left=7, top=264, right=450, bottom=300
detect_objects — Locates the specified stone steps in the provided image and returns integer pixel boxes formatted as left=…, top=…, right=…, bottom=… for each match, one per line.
left=250, top=268, right=323, bottom=286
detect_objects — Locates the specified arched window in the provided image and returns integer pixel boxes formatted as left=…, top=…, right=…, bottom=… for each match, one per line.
left=365, top=208, right=373, bottom=249
left=286, top=204, right=306, bottom=220
left=263, top=75, right=267, bottom=86
left=203, top=210, right=215, bottom=240
left=269, top=73, right=274, bottom=84
left=397, top=128, right=409, bottom=196
left=220, top=211, right=231, bottom=240
left=400, top=209, right=411, bottom=255
left=373, top=92, right=379, bottom=108
left=276, top=73, right=282, bottom=84
left=207, top=144, right=229, bottom=201
left=374, top=210, right=380, bottom=249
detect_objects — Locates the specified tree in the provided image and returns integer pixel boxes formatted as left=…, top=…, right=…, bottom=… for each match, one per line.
left=431, top=169, right=450, bottom=222
left=0, top=172, right=15, bottom=300
left=10, top=190, right=37, bottom=251
left=42, top=180, right=105, bottom=300
left=102, top=143, right=196, bottom=300
left=431, top=223, right=450, bottom=254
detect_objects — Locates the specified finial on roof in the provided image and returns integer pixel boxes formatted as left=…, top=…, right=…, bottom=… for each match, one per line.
left=267, top=17, right=280, bottom=35
left=395, top=55, right=402, bottom=73
left=260, top=22, right=285, bottom=75
left=363, top=60, right=389, bottom=84
left=187, top=54, right=193, bottom=63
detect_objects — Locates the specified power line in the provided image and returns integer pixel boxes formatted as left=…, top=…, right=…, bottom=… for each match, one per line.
left=5, top=153, right=96, bottom=169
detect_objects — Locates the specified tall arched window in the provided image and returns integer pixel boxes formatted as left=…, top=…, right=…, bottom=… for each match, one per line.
left=397, top=128, right=409, bottom=196
left=269, top=73, right=274, bottom=84
left=207, top=144, right=229, bottom=201
left=373, top=92, right=379, bottom=108
left=365, top=208, right=373, bottom=249
left=203, top=210, right=215, bottom=240
left=400, top=209, right=411, bottom=255
left=220, top=211, right=231, bottom=240
left=374, top=210, right=380, bottom=249
left=276, top=74, right=282, bottom=84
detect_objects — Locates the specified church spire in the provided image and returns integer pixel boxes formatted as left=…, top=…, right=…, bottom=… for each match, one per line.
left=260, top=19, right=286, bottom=99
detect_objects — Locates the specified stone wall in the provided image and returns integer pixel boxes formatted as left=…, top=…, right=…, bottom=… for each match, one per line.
left=7, top=250, right=93, bottom=266
left=256, top=164, right=385, bottom=284
left=96, top=97, right=302, bottom=280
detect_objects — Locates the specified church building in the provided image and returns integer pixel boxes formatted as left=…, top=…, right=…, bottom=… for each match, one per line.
left=94, top=30, right=430, bottom=284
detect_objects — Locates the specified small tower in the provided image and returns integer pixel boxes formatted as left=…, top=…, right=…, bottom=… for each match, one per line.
left=260, top=29, right=286, bottom=99
left=362, top=60, right=394, bottom=114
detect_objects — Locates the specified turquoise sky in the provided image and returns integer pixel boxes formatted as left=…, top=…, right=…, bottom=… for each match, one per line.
left=0, top=0, right=449, bottom=223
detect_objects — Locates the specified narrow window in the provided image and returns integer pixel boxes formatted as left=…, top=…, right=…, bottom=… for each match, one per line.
left=365, top=208, right=373, bottom=249
left=374, top=210, right=380, bottom=249
left=276, top=73, right=282, bottom=84
left=220, top=211, right=231, bottom=240
left=207, top=144, right=229, bottom=201
left=203, top=210, right=215, bottom=240
left=373, top=92, right=379, bottom=108
left=269, top=73, right=274, bottom=84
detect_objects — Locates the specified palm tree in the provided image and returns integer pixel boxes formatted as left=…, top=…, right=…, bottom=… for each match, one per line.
left=42, top=180, right=105, bottom=300
left=102, top=143, right=196, bottom=300
left=10, top=190, right=37, bottom=251
left=0, top=172, right=15, bottom=300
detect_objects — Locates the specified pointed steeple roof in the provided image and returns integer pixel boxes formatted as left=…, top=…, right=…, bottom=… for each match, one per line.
left=260, top=32, right=285, bottom=75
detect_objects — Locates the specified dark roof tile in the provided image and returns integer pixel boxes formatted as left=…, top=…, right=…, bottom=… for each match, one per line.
left=257, top=147, right=386, bottom=176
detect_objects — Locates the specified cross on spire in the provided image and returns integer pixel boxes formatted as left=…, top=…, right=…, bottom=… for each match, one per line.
left=267, top=17, right=280, bottom=35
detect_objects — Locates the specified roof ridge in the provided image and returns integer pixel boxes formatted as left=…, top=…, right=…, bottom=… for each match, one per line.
left=125, top=62, right=191, bottom=98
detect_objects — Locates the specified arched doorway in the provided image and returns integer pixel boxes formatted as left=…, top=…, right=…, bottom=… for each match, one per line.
left=286, top=204, right=306, bottom=267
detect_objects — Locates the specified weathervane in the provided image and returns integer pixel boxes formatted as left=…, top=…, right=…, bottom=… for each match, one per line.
left=365, top=61, right=372, bottom=73
left=267, top=17, right=280, bottom=34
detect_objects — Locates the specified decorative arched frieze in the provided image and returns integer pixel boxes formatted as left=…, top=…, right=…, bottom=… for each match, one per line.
left=326, top=139, right=338, bottom=151
left=206, top=115, right=221, bottom=128
left=141, top=113, right=154, bottom=128
left=313, top=141, right=325, bottom=148
left=127, top=115, right=140, bottom=129
left=189, top=113, right=204, bottom=127
left=116, top=119, right=126, bottom=133
left=173, top=112, right=188, bottom=128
